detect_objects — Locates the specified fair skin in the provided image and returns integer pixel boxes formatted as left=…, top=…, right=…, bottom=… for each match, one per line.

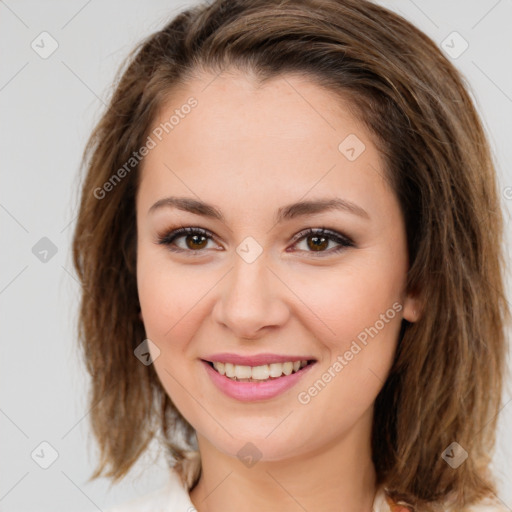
left=136, top=69, right=421, bottom=512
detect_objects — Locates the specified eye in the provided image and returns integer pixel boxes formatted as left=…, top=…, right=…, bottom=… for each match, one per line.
left=156, top=227, right=219, bottom=254
left=156, top=226, right=354, bottom=256
left=288, top=227, right=354, bottom=256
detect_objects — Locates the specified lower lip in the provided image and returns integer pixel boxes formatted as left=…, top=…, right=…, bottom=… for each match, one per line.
left=201, top=360, right=316, bottom=402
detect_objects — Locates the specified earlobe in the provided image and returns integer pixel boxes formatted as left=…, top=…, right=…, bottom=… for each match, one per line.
left=402, top=293, right=423, bottom=323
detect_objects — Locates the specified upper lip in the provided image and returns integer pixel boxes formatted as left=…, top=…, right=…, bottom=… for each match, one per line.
left=202, top=353, right=316, bottom=366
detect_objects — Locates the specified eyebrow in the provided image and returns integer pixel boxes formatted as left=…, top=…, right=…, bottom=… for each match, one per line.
left=148, top=196, right=370, bottom=222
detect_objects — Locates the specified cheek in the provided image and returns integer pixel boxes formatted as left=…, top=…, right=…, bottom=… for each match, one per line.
left=280, top=256, right=406, bottom=350
left=292, top=272, right=404, bottom=433
left=136, top=249, right=208, bottom=418
left=136, top=247, right=212, bottom=346
left=283, top=253, right=405, bottom=410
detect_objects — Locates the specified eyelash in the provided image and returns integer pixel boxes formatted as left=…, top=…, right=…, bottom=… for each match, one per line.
left=155, top=226, right=355, bottom=257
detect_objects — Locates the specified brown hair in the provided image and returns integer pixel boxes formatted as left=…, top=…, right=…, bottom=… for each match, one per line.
left=71, top=0, right=510, bottom=510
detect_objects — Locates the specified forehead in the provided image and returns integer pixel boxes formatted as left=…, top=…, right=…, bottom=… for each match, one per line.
left=150, top=70, right=362, bottom=155
left=137, top=70, right=392, bottom=221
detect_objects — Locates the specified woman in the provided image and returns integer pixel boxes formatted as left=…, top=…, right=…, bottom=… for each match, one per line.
left=72, top=0, right=510, bottom=510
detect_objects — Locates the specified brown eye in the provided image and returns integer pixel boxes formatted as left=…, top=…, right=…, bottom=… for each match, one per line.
left=306, top=234, right=329, bottom=251
left=185, top=233, right=208, bottom=250
left=157, top=227, right=217, bottom=254
left=290, top=228, right=354, bottom=256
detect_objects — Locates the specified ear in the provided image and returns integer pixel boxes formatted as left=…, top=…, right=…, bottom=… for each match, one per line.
left=402, top=290, right=423, bottom=323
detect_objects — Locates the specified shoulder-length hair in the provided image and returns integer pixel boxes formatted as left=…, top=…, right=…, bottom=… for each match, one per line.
left=71, top=0, right=510, bottom=509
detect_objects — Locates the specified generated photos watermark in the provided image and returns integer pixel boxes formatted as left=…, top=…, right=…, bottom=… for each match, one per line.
left=297, top=301, right=403, bottom=404
left=93, top=96, right=198, bottom=200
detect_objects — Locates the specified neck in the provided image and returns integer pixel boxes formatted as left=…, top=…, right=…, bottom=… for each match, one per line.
left=189, top=409, right=377, bottom=512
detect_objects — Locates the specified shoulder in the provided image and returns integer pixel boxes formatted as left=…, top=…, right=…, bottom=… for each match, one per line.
left=102, top=469, right=195, bottom=512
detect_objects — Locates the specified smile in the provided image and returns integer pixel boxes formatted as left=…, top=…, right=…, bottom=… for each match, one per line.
left=201, top=355, right=317, bottom=401
left=209, top=360, right=311, bottom=381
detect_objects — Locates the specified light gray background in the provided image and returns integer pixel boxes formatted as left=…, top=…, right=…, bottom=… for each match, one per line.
left=1, top=1, right=511, bottom=511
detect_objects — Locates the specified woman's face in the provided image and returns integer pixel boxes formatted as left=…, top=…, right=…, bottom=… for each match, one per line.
left=135, top=70, right=419, bottom=462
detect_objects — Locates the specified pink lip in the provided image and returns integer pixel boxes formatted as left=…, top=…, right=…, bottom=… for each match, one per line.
left=201, top=359, right=316, bottom=402
left=202, top=352, right=315, bottom=366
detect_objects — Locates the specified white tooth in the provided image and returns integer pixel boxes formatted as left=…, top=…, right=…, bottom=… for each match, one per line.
left=251, top=364, right=270, bottom=380
left=282, top=362, right=293, bottom=375
left=213, top=362, right=225, bottom=375
left=235, top=364, right=252, bottom=379
left=225, top=362, right=235, bottom=378
left=269, top=363, right=283, bottom=378
left=217, top=361, right=308, bottom=380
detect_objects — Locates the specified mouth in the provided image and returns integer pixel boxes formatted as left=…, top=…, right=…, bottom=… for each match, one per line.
left=202, top=359, right=316, bottom=382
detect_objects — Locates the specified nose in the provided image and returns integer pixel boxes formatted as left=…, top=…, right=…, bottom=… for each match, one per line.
left=212, top=252, right=290, bottom=340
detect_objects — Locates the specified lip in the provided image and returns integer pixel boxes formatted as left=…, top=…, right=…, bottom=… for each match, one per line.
left=202, top=352, right=316, bottom=366
left=201, top=358, right=316, bottom=402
